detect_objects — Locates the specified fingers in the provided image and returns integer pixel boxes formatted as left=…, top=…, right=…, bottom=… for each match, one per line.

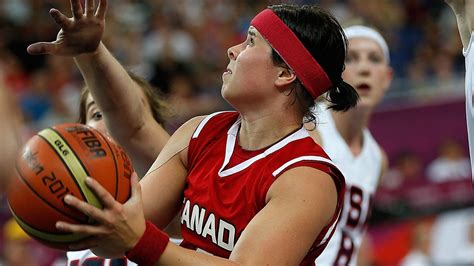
left=85, top=177, right=117, bottom=208
left=64, top=194, right=109, bottom=223
left=56, top=220, right=109, bottom=236
left=70, top=0, right=84, bottom=19
left=49, top=8, right=72, bottom=29
left=26, top=42, right=57, bottom=55
left=95, top=0, right=107, bottom=20
left=85, top=0, right=96, bottom=17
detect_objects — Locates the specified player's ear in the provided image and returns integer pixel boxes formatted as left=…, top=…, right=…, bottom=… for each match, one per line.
left=275, top=67, right=296, bottom=88
left=382, top=66, right=394, bottom=91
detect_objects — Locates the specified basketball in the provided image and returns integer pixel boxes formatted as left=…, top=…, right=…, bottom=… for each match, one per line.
left=7, top=123, right=133, bottom=250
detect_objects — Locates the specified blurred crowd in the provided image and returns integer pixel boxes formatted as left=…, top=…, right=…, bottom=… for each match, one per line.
left=0, top=0, right=472, bottom=265
left=0, top=0, right=467, bottom=133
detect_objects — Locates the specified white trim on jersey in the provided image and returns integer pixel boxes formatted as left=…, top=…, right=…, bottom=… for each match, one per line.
left=320, top=208, right=342, bottom=246
left=192, top=111, right=231, bottom=139
left=272, top=155, right=338, bottom=177
left=218, top=119, right=310, bottom=177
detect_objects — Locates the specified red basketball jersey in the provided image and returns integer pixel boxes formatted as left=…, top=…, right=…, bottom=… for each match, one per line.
left=180, top=112, right=345, bottom=265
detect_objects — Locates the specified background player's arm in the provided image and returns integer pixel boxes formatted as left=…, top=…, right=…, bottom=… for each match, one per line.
left=75, top=44, right=170, bottom=176
left=27, top=0, right=170, bottom=176
left=446, top=0, right=474, bottom=49
left=0, top=86, right=22, bottom=193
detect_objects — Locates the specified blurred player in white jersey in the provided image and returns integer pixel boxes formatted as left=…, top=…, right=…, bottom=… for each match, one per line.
left=445, top=0, right=474, bottom=180
left=314, top=25, right=393, bottom=266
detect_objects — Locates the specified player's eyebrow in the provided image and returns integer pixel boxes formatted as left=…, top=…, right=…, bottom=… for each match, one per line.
left=86, top=100, right=96, bottom=112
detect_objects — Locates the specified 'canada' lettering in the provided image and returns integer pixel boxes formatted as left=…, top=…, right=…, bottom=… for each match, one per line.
left=181, top=198, right=236, bottom=251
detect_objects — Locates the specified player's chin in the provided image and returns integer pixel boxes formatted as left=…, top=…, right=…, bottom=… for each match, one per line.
left=221, top=85, right=231, bottom=100
left=356, top=97, right=376, bottom=109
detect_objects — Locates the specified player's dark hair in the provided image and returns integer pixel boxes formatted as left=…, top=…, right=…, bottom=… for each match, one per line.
left=269, top=4, right=359, bottom=122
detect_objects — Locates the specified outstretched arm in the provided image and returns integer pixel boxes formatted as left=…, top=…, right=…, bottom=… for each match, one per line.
left=27, top=0, right=169, bottom=176
left=0, top=86, right=22, bottom=194
left=76, top=43, right=170, bottom=176
left=446, top=0, right=474, bottom=49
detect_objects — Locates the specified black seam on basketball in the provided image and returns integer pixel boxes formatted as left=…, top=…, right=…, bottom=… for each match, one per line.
left=101, top=134, right=119, bottom=198
left=37, top=133, right=89, bottom=207
left=49, top=127, right=91, bottom=177
left=8, top=204, right=81, bottom=237
left=14, top=161, right=87, bottom=224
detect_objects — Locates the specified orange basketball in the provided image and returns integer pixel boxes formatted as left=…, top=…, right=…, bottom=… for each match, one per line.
left=7, top=123, right=133, bottom=250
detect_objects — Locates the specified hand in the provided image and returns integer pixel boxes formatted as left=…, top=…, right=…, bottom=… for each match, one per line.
left=27, top=0, right=107, bottom=56
left=56, top=173, right=146, bottom=258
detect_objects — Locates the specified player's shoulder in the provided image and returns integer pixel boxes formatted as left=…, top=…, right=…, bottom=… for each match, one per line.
left=189, top=111, right=238, bottom=139
left=169, top=111, right=236, bottom=154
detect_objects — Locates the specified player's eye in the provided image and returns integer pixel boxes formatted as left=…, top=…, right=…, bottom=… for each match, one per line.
left=91, top=111, right=103, bottom=121
left=246, top=37, right=255, bottom=46
left=346, top=52, right=357, bottom=63
left=369, top=53, right=383, bottom=64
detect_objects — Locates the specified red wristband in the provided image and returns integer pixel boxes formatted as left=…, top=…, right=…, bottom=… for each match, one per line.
left=126, top=220, right=170, bottom=266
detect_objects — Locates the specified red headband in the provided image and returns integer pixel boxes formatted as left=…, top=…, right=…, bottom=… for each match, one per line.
left=251, top=9, right=332, bottom=99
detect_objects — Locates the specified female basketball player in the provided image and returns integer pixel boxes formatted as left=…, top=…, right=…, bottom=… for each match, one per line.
left=445, top=0, right=474, bottom=179
left=313, top=25, right=393, bottom=266
left=28, top=0, right=358, bottom=264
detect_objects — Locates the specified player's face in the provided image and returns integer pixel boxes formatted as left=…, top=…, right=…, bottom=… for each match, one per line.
left=221, top=26, right=281, bottom=106
left=84, top=93, right=108, bottom=135
left=342, top=37, right=393, bottom=109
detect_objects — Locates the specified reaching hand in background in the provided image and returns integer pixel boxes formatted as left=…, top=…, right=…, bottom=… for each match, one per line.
left=27, top=0, right=107, bottom=56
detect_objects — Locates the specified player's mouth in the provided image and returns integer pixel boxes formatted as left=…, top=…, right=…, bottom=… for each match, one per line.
left=356, top=83, right=371, bottom=94
left=223, top=68, right=232, bottom=75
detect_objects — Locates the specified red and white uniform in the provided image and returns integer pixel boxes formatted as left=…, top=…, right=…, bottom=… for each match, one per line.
left=179, top=111, right=345, bottom=265
left=315, top=106, right=382, bottom=266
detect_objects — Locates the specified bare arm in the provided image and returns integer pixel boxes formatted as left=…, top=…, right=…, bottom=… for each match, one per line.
left=0, top=86, right=22, bottom=193
left=76, top=44, right=170, bottom=176
left=150, top=166, right=338, bottom=265
left=446, top=0, right=474, bottom=49
left=140, top=116, right=205, bottom=228
left=27, top=0, right=169, bottom=176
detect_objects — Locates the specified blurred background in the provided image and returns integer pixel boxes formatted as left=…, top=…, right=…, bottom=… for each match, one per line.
left=0, top=0, right=472, bottom=265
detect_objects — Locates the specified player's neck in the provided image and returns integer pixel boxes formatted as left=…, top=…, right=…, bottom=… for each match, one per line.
left=238, top=113, right=301, bottom=151
left=331, top=108, right=371, bottom=155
